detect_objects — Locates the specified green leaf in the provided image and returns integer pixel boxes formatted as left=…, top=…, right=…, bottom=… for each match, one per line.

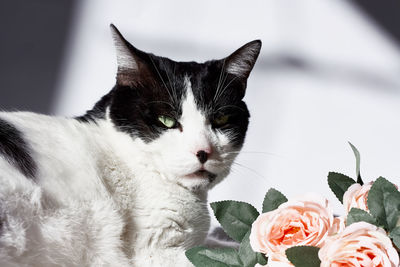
left=327, top=172, right=356, bottom=203
left=389, top=227, right=400, bottom=250
left=384, top=191, right=400, bottom=231
left=238, top=231, right=267, bottom=267
left=211, top=201, right=260, bottom=242
left=348, top=142, right=363, bottom=185
left=185, top=246, right=243, bottom=267
left=367, top=177, right=399, bottom=229
left=286, top=246, right=321, bottom=267
left=346, top=208, right=377, bottom=226
left=262, top=188, right=288, bottom=213
left=256, top=253, right=268, bottom=266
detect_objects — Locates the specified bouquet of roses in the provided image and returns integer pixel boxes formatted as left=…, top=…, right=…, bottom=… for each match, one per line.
left=186, top=143, right=400, bottom=266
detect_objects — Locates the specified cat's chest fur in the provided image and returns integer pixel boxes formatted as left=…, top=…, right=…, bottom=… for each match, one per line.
left=99, top=139, right=211, bottom=252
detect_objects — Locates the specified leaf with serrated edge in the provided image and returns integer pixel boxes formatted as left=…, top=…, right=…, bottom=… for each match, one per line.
left=239, top=231, right=259, bottom=267
left=348, top=142, right=363, bottom=185
left=346, top=208, right=377, bottom=226
left=367, top=177, right=398, bottom=229
left=384, top=191, right=400, bottom=231
left=211, top=201, right=259, bottom=242
left=286, top=246, right=321, bottom=267
left=185, top=246, right=242, bottom=267
left=328, top=172, right=356, bottom=203
left=262, top=188, right=288, bottom=213
left=238, top=231, right=268, bottom=266
left=389, top=227, right=400, bottom=250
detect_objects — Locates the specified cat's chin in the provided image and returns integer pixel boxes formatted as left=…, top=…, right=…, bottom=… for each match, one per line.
left=174, top=170, right=218, bottom=191
left=184, top=170, right=217, bottom=182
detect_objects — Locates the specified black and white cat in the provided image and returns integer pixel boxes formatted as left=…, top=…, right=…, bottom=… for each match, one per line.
left=0, top=25, right=261, bottom=266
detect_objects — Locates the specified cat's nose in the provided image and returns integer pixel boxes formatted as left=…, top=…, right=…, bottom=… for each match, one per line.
left=196, top=150, right=209, bottom=164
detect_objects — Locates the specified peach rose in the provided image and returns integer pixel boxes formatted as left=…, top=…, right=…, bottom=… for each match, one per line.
left=319, top=222, right=399, bottom=266
left=329, top=216, right=346, bottom=235
left=250, top=194, right=334, bottom=262
left=343, top=182, right=372, bottom=215
left=255, top=260, right=293, bottom=267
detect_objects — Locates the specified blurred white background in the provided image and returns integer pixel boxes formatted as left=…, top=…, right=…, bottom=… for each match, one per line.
left=2, top=0, right=400, bottom=223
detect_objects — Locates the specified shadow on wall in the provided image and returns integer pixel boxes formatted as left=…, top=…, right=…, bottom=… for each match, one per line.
left=352, top=0, right=400, bottom=46
left=0, top=0, right=76, bottom=114
left=0, top=0, right=399, bottom=114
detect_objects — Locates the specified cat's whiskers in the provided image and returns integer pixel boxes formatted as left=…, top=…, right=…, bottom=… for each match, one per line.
left=222, top=151, right=283, bottom=158
left=231, top=161, right=270, bottom=182
left=214, top=105, right=246, bottom=113
left=145, top=100, right=175, bottom=110
left=213, top=72, right=229, bottom=105
left=213, top=59, right=226, bottom=104
left=149, top=56, right=176, bottom=105
left=214, top=76, right=237, bottom=104
left=161, top=60, right=179, bottom=105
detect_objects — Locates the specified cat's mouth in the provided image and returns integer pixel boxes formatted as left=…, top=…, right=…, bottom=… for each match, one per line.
left=184, top=169, right=217, bottom=182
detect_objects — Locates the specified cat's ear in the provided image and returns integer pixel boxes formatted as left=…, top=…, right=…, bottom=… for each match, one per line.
left=110, top=24, right=152, bottom=86
left=224, top=40, right=262, bottom=79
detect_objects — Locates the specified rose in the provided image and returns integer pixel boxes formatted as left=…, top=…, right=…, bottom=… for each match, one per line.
left=343, top=182, right=372, bottom=215
left=329, top=216, right=346, bottom=235
left=255, top=260, right=293, bottom=267
left=250, top=194, right=334, bottom=262
left=319, top=221, right=399, bottom=266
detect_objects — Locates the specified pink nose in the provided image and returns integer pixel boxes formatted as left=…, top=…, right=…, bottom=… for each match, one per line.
left=196, top=150, right=210, bottom=164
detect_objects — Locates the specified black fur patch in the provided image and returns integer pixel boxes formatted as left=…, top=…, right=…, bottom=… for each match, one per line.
left=75, top=93, right=113, bottom=123
left=189, top=60, right=250, bottom=147
left=79, top=28, right=260, bottom=147
left=0, top=118, right=37, bottom=179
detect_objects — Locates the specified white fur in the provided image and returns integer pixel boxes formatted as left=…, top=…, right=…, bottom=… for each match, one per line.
left=0, top=79, right=239, bottom=266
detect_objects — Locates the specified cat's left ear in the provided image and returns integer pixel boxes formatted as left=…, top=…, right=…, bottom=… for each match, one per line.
left=224, top=40, right=262, bottom=80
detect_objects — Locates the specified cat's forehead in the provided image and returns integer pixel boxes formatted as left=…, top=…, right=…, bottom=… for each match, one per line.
left=151, top=57, right=243, bottom=111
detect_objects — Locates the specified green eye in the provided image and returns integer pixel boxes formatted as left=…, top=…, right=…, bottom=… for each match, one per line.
left=213, top=114, right=230, bottom=127
left=158, top=115, right=176, bottom=128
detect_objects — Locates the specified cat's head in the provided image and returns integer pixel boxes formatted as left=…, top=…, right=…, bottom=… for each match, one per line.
left=100, top=25, right=261, bottom=191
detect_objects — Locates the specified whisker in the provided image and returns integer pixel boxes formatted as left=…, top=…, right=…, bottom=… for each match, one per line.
left=161, top=60, right=179, bottom=104
left=213, top=59, right=226, bottom=103
left=213, top=68, right=229, bottom=104
left=145, top=100, right=175, bottom=110
left=232, top=161, right=268, bottom=181
left=214, top=105, right=246, bottom=113
left=149, top=56, right=175, bottom=105
left=222, top=151, right=283, bottom=158
left=215, top=76, right=237, bottom=102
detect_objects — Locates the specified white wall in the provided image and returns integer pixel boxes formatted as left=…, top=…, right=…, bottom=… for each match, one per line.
left=56, top=0, right=400, bottom=220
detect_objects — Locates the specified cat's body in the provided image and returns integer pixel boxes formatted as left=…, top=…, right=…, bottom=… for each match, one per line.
left=0, top=25, right=261, bottom=266
left=0, top=111, right=208, bottom=266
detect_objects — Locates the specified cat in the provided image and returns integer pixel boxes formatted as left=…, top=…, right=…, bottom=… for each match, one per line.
left=0, top=24, right=261, bottom=267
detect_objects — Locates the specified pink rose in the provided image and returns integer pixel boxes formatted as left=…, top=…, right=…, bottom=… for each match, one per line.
left=343, top=182, right=372, bottom=215
left=329, top=216, right=346, bottom=235
left=255, top=260, right=293, bottom=267
left=319, top=222, right=399, bottom=266
left=250, top=194, right=334, bottom=262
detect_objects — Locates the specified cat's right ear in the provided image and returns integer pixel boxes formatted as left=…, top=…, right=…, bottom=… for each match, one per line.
left=110, top=24, right=152, bottom=86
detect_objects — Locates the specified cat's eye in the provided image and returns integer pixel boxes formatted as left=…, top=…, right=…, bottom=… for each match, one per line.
left=158, top=115, right=176, bottom=128
left=213, top=114, right=230, bottom=127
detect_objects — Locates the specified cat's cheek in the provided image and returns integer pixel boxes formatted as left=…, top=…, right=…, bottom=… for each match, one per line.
left=144, top=131, right=196, bottom=176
